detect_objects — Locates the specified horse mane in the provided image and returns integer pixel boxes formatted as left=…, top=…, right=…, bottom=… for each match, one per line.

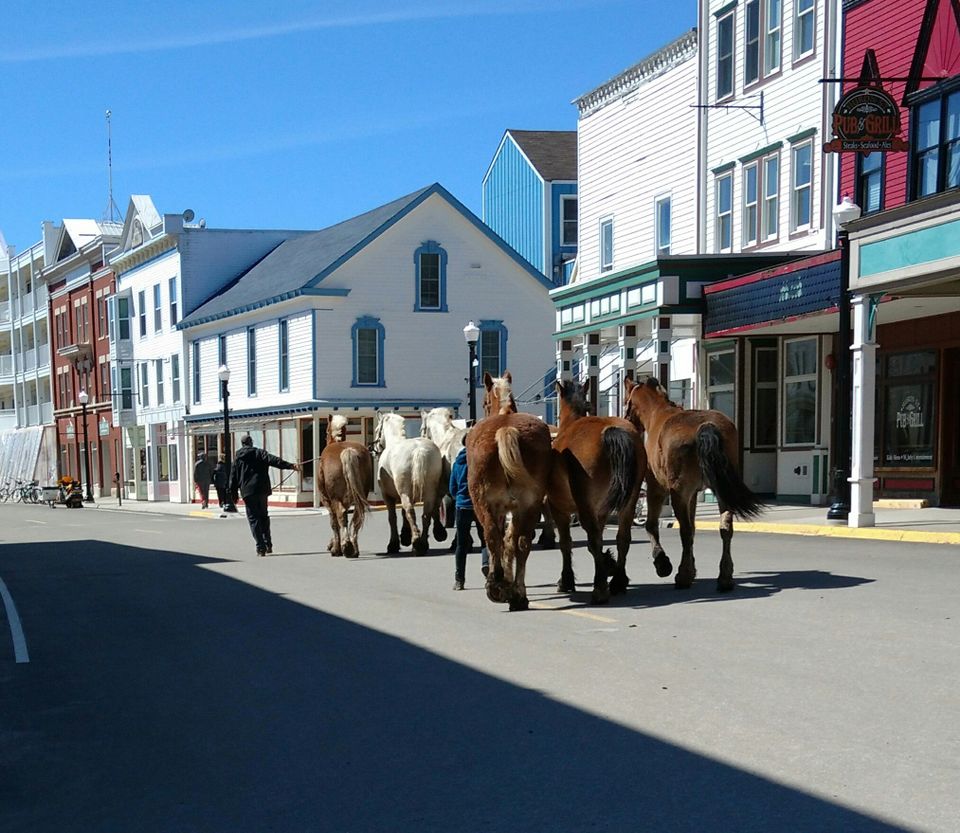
left=557, top=379, right=590, bottom=417
left=328, top=414, right=349, bottom=443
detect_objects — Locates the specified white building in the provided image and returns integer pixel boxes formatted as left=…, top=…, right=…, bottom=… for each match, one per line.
left=106, top=196, right=309, bottom=502
left=178, top=183, right=556, bottom=507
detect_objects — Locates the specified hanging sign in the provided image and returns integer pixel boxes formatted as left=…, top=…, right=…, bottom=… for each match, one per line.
left=823, top=50, right=908, bottom=153
left=99, top=417, right=110, bottom=437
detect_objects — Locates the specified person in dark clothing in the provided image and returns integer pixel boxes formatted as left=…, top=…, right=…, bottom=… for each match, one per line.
left=448, top=435, right=489, bottom=591
left=193, top=453, right=213, bottom=509
left=229, top=434, right=300, bottom=556
left=212, top=455, right=229, bottom=508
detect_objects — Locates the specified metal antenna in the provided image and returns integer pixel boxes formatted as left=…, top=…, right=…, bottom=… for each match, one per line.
left=103, top=109, right=120, bottom=223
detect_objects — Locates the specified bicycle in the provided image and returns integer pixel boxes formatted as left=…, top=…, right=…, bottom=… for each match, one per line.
left=14, top=479, right=40, bottom=504
left=0, top=481, right=11, bottom=502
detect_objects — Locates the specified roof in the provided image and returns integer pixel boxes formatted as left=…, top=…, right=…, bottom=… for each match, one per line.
left=178, top=183, right=552, bottom=329
left=507, top=130, right=577, bottom=181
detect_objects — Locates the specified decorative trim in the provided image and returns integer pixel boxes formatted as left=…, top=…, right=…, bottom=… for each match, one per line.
left=351, top=316, right=386, bottom=388
left=713, top=0, right=738, bottom=17
left=787, top=127, right=817, bottom=144
left=176, top=287, right=350, bottom=330
left=739, top=141, right=782, bottom=164
left=712, top=161, right=736, bottom=175
left=413, top=240, right=448, bottom=312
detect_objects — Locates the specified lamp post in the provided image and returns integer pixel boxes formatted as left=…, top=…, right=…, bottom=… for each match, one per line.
left=218, top=365, right=237, bottom=513
left=463, top=321, right=480, bottom=424
left=826, top=195, right=862, bottom=521
left=77, top=389, right=94, bottom=502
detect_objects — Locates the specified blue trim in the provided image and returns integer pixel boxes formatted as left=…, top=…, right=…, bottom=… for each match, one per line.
left=413, top=240, right=448, bottom=312
left=475, top=319, right=507, bottom=385
left=351, top=315, right=386, bottom=388
left=184, top=398, right=462, bottom=423
left=176, top=287, right=350, bottom=330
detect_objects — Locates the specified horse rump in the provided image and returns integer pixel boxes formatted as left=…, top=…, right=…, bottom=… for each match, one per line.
left=600, top=425, right=639, bottom=516
left=696, top=422, right=764, bottom=520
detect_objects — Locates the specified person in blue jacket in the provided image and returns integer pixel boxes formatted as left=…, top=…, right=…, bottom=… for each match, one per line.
left=448, top=435, right=489, bottom=591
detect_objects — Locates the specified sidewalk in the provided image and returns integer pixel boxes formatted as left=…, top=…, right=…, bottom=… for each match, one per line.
left=88, top=494, right=960, bottom=544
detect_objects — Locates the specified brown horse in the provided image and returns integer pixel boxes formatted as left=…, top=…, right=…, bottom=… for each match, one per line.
left=548, top=378, right=647, bottom=604
left=317, top=415, right=374, bottom=558
left=467, top=372, right=553, bottom=611
left=623, top=377, right=763, bottom=591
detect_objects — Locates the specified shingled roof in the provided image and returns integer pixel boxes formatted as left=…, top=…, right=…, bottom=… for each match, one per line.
left=507, top=130, right=577, bottom=181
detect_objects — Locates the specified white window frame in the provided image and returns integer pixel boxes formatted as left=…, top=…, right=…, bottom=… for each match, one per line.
left=782, top=337, right=818, bottom=447
left=794, top=0, right=815, bottom=60
left=715, top=172, right=733, bottom=252
left=716, top=10, right=735, bottom=100
left=560, top=195, right=578, bottom=246
left=791, top=140, right=813, bottom=232
left=744, top=0, right=761, bottom=86
left=742, top=162, right=760, bottom=247
left=764, top=0, right=782, bottom=74
left=599, top=217, right=614, bottom=272
left=762, top=152, right=780, bottom=241
left=655, top=196, right=671, bottom=255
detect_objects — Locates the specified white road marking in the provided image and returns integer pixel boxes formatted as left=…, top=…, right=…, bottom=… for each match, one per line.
left=25, top=519, right=47, bottom=525
left=133, top=529, right=163, bottom=535
left=0, top=576, right=29, bottom=663
left=529, top=601, right=617, bottom=623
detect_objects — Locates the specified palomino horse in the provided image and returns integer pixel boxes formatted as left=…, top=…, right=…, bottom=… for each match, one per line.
left=372, top=412, right=447, bottom=556
left=548, top=378, right=647, bottom=604
left=467, top=371, right=552, bottom=610
left=623, top=377, right=763, bottom=591
left=317, top=415, right=374, bottom=558
left=420, top=407, right=468, bottom=530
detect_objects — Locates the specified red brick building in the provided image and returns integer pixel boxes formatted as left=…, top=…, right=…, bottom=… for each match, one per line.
left=43, top=220, right=124, bottom=497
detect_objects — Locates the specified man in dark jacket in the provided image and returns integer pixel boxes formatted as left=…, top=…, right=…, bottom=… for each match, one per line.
left=193, top=453, right=213, bottom=509
left=229, top=435, right=299, bottom=556
left=212, top=455, right=229, bottom=508
left=448, top=436, right=489, bottom=590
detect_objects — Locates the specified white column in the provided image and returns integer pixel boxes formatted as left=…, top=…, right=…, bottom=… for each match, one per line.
left=312, top=414, right=321, bottom=509
left=583, top=332, right=601, bottom=413
left=653, top=315, right=672, bottom=388
left=849, top=294, right=877, bottom=528
left=618, top=324, right=638, bottom=381
left=556, top=338, right=574, bottom=382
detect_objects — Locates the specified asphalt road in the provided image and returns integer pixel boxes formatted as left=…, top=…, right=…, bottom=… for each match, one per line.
left=0, top=502, right=957, bottom=833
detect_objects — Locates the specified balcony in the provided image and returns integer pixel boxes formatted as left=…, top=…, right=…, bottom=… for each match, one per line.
left=0, top=355, right=12, bottom=378
left=0, top=301, right=10, bottom=324
left=0, top=409, right=15, bottom=431
left=22, top=348, right=36, bottom=372
left=40, top=402, right=53, bottom=423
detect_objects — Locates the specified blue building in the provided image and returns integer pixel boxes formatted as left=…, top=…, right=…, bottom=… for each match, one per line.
left=482, top=130, right=577, bottom=286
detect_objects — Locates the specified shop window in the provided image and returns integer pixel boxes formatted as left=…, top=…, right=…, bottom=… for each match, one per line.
left=716, top=10, right=735, bottom=100
left=156, top=425, right=170, bottom=482
left=877, top=351, right=937, bottom=468
left=857, top=152, right=884, bottom=215
left=911, top=91, right=960, bottom=199
left=783, top=337, right=817, bottom=445
left=716, top=173, right=733, bottom=252
left=707, top=348, right=736, bottom=420
left=753, top=344, right=778, bottom=447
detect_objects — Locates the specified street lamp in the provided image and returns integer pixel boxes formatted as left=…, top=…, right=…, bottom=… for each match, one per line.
left=218, top=364, right=237, bottom=513
left=827, top=195, right=862, bottom=521
left=463, top=321, right=480, bottom=424
left=77, top=389, right=94, bottom=502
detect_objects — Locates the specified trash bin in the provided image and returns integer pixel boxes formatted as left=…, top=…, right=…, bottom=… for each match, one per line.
left=41, top=486, right=60, bottom=506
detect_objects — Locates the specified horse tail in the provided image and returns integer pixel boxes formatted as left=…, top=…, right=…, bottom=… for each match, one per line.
left=601, top=426, right=638, bottom=516
left=696, top=422, right=764, bottom=519
left=411, top=446, right=429, bottom=504
left=340, top=447, right=370, bottom=529
left=495, top=426, right=538, bottom=492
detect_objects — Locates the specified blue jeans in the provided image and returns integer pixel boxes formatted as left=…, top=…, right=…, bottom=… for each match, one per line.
left=454, top=507, right=487, bottom=582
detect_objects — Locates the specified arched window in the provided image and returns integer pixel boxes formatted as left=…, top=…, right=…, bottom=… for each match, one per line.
left=352, top=316, right=386, bottom=387
left=414, top=241, right=448, bottom=312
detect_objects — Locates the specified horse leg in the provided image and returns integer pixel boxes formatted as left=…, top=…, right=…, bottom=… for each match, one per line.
left=537, top=499, right=557, bottom=549
left=717, top=504, right=735, bottom=592
left=341, top=502, right=358, bottom=559
left=400, top=508, right=412, bottom=547
left=484, top=515, right=509, bottom=605
left=608, top=503, right=634, bottom=596
left=385, top=497, right=401, bottom=554
left=431, top=499, right=448, bottom=542
left=673, top=489, right=697, bottom=589
left=645, top=479, right=673, bottom=578
left=579, top=512, right=611, bottom=605
left=550, top=504, right=576, bottom=594
left=401, top=494, right=425, bottom=555
left=328, top=499, right=343, bottom=557
left=508, top=507, right=539, bottom=611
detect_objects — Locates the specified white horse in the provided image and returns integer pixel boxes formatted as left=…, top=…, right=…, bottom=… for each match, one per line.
left=420, top=407, right=468, bottom=531
left=373, top=412, right=448, bottom=556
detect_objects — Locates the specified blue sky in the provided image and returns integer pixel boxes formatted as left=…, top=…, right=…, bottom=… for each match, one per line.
left=0, top=0, right=696, bottom=250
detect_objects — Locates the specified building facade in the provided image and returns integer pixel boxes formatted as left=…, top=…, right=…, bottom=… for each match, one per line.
left=179, top=184, right=557, bottom=506
left=482, top=130, right=578, bottom=286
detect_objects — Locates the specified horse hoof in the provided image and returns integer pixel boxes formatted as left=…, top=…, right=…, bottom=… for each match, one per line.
left=675, top=573, right=695, bottom=590
left=590, top=588, right=611, bottom=606
left=486, top=582, right=507, bottom=604
left=330, top=550, right=343, bottom=558
left=433, top=526, right=448, bottom=543
left=342, top=541, right=357, bottom=559
left=717, top=578, right=735, bottom=593
left=609, top=573, right=629, bottom=595
left=400, top=530, right=412, bottom=547
left=386, top=541, right=401, bottom=555
left=654, top=553, right=673, bottom=578
left=412, top=541, right=429, bottom=557
left=508, top=595, right=530, bottom=612
left=557, top=575, right=576, bottom=594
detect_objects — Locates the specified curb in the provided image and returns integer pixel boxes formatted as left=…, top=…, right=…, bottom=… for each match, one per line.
left=734, top=521, right=960, bottom=545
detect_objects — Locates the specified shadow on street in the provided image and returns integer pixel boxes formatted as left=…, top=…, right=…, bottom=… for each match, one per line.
left=1, top=541, right=902, bottom=833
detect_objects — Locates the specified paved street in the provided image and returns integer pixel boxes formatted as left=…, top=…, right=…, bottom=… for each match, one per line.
left=0, top=502, right=957, bottom=832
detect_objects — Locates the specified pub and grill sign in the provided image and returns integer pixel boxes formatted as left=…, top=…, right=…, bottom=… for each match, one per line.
left=823, top=83, right=908, bottom=153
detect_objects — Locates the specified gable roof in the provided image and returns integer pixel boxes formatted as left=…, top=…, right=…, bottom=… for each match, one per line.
left=179, top=183, right=551, bottom=329
left=506, top=130, right=577, bottom=181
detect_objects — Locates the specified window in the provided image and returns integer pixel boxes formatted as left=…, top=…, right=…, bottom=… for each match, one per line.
left=753, top=344, right=778, bottom=447
left=669, top=378, right=692, bottom=410
left=707, top=348, right=736, bottom=420
left=138, top=290, right=146, bottom=337
left=743, top=162, right=759, bottom=246
left=877, top=351, right=937, bottom=467
left=716, top=172, right=733, bottom=251
left=783, top=338, right=817, bottom=445
left=716, top=11, right=735, bottom=100
left=794, top=0, right=815, bottom=59
left=911, top=91, right=960, bottom=198
left=764, top=0, right=781, bottom=74
left=791, top=141, right=813, bottom=231
left=171, top=354, right=181, bottom=403
left=120, top=367, right=133, bottom=410
left=352, top=316, right=385, bottom=387
left=600, top=218, right=614, bottom=271
left=117, top=296, right=130, bottom=340
left=560, top=196, right=578, bottom=246
left=279, top=319, right=289, bottom=392
left=97, top=295, right=107, bottom=340
left=414, top=241, right=447, bottom=312
left=155, top=358, right=164, bottom=406
left=218, top=335, right=227, bottom=401
left=744, top=0, right=760, bottom=85
left=763, top=153, right=779, bottom=240
left=153, top=284, right=162, bottom=332
left=857, top=153, right=884, bottom=214
left=192, top=341, right=201, bottom=405
left=99, top=360, right=110, bottom=399
left=655, top=197, right=671, bottom=255
left=140, top=362, right=150, bottom=408
left=247, top=328, right=257, bottom=396
left=478, top=320, right=507, bottom=382
left=168, top=277, right=178, bottom=326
